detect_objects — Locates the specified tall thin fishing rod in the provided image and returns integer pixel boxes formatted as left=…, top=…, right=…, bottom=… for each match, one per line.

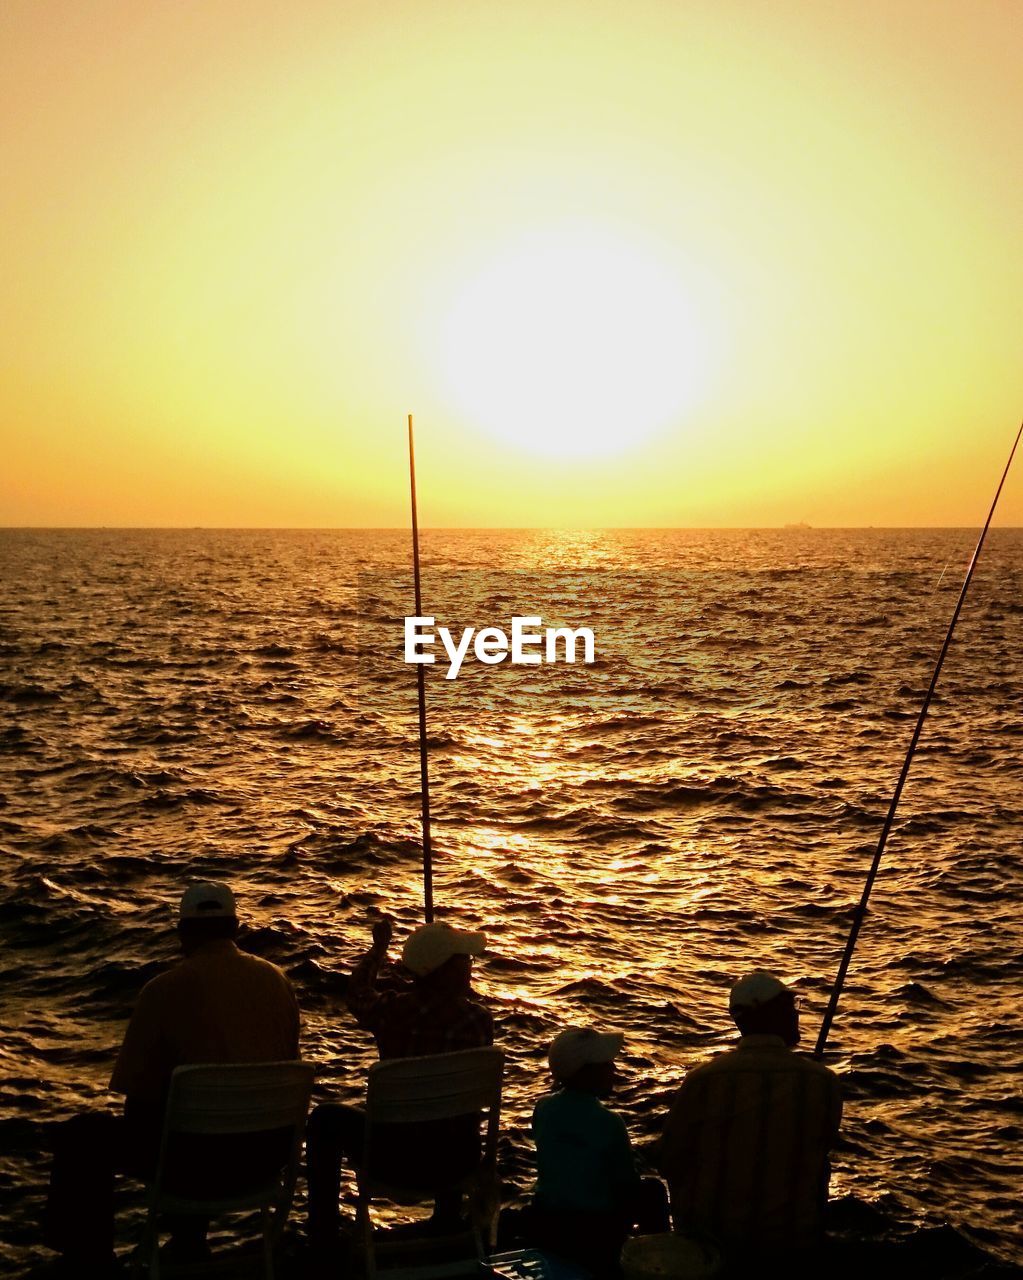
left=408, top=413, right=434, bottom=923
left=815, top=421, right=1023, bottom=1059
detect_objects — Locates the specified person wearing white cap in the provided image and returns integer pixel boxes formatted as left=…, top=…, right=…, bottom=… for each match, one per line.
left=306, top=915, right=493, bottom=1246
left=657, top=971, right=841, bottom=1267
left=343, top=915, right=491, bottom=1057
left=45, top=881, right=300, bottom=1269
left=530, top=1027, right=668, bottom=1277
left=110, top=881, right=299, bottom=1097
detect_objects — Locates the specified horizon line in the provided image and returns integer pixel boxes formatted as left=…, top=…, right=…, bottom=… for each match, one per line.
left=3, top=524, right=1023, bottom=533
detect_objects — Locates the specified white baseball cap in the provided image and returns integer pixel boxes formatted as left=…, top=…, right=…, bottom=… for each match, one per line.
left=548, top=1027, right=624, bottom=1083
left=729, top=971, right=790, bottom=1013
left=401, top=922, right=486, bottom=976
left=179, top=881, right=236, bottom=921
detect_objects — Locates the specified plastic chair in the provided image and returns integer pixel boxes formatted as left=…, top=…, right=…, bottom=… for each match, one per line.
left=137, top=1060, right=314, bottom=1279
left=353, top=1047, right=505, bottom=1280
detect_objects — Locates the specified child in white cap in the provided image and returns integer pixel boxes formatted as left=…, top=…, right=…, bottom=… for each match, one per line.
left=531, top=1027, right=665, bottom=1276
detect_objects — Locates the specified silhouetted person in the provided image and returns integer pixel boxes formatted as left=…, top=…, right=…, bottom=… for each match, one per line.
left=531, top=1027, right=669, bottom=1278
left=44, top=881, right=300, bottom=1271
left=306, top=918, right=492, bottom=1245
left=657, top=971, right=841, bottom=1270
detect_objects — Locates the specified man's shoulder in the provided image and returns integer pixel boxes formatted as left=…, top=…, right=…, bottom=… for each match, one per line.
left=679, top=1045, right=737, bottom=1084
left=232, top=948, right=296, bottom=994
left=466, top=998, right=495, bottom=1044
left=135, top=945, right=288, bottom=993
left=179, top=943, right=296, bottom=998
left=461, top=994, right=493, bottom=1021
left=442, top=993, right=493, bottom=1034
left=234, top=947, right=289, bottom=977
left=684, top=1039, right=839, bottom=1088
left=135, top=958, right=188, bottom=1003
left=790, top=1050, right=839, bottom=1080
left=762, top=1044, right=840, bottom=1085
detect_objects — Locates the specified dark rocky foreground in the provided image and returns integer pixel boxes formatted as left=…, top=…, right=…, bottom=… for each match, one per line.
left=15, top=1195, right=1023, bottom=1280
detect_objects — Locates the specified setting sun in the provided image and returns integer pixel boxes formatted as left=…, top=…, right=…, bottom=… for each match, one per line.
left=436, top=225, right=715, bottom=457
left=1, top=0, right=1020, bottom=526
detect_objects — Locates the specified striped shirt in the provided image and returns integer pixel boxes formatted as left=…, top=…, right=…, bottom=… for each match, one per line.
left=658, top=1034, right=841, bottom=1256
left=345, top=946, right=493, bottom=1059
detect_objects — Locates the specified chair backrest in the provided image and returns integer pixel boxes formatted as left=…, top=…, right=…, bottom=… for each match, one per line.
left=365, top=1047, right=504, bottom=1126
left=162, top=1061, right=314, bottom=1136
left=151, top=1061, right=314, bottom=1208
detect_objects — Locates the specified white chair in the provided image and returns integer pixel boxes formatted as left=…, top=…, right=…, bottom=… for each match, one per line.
left=353, top=1047, right=505, bottom=1280
left=137, top=1060, right=314, bottom=1279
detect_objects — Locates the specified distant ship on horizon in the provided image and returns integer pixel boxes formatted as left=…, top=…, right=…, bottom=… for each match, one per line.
left=783, top=521, right=813, bottom=529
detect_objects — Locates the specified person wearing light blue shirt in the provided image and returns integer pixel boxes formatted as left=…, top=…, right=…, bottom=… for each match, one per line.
left=531, top=1027, right=667, bottom=1276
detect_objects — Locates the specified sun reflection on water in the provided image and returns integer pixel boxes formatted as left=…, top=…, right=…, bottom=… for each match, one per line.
left=1, top=529, right=1021, bottom=1260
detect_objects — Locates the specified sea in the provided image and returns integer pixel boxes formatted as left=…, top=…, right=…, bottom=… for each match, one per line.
left=0, top=528, right=1020, bottom=1276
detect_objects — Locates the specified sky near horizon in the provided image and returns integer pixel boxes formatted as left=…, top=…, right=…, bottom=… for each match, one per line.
left=2, top=1, right=1021, bottom=528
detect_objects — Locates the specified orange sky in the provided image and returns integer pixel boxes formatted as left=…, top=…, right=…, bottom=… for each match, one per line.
left=2, top=1, right=1020, bottom=527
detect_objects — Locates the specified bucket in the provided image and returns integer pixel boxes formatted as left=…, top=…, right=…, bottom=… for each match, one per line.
left=621, top=1232, right=722, bottom=1280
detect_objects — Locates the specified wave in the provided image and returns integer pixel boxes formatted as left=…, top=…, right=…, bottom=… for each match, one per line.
left=0, top=682, right=62, bottom=704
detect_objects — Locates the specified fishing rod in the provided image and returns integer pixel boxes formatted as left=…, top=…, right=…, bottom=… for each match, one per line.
left=815, top=420, right=1023, bottom=1059
left=408, top=413, right=434, bottom=923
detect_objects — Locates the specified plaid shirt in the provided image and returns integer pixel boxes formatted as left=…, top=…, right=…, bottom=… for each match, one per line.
left=346, top=945, right=494, bottom=1059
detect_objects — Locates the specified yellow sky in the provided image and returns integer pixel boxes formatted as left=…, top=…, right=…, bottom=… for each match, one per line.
left=2, top=0, right=1020, bottom=526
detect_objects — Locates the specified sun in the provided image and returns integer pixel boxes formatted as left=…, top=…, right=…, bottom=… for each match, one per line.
left=438, top=224, right=711, bottom=458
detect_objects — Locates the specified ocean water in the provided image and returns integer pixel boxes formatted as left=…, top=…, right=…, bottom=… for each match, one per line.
left=0, top=527, right=1020, bottom=1274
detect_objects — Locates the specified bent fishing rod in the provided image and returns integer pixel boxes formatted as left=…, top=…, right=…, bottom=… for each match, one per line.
left=815, top=420, right=1022, bottom=1059
left=408, top=413, right=434, bottom=923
